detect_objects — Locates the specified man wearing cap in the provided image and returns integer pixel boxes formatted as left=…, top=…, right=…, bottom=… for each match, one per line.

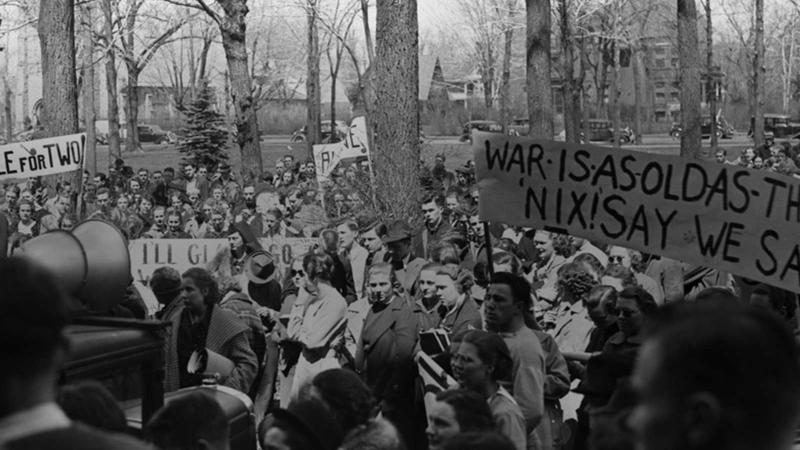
left=211, top=163, right=240, bottom=205
left=383, top=220, right=426, bottom=295
left=150, top=266, right=186, bottom=391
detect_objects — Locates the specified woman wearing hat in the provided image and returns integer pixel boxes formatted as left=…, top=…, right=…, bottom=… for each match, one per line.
left=451, top=330, right=527, bottom=450
left=207, top=221, right=262, bottom=279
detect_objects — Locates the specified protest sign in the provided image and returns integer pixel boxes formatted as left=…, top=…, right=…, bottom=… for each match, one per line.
left=313, top=116, right=370, bottom=185
left=0, top=133, right=86, bottom=181
left=474, top=132, right=800, bottom=292
left=129, top=236, right=316, bottom=288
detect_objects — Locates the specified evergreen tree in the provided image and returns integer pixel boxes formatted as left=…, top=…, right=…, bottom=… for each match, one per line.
left=178, top=80, right=230, bottom=168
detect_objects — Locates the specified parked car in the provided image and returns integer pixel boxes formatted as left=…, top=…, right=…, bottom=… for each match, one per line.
left=508, top=118, right=529, bottom=136
left=670, top=122, right=682, bottom=138
left=749, top=114, right=796, bottom=138
left=290, top=120, right=348, bottom=143
left=577, top=119, right=633, bottom=144
left=459, top=120, right=503, bottom=143
left=137, top=124, right=170, bottom=144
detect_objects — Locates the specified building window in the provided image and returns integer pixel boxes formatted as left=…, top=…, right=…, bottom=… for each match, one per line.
left=655, top=92, right=666, bottom=100
left=655, top=58, right=666, bottom=68
left=670, top=90, right=680, bottom=100
left=655, top=82, right=666, bottom=89
left=671, top=58, right=679, bottom=67
left=655, top=111, right=667, bottom=121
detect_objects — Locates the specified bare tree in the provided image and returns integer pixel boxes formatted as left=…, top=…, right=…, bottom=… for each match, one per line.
left=703, top=0, right=718, bottom=150
left=678, top=0, right=703, bottom=158
left=306, top=0, right=321, bottom=155
left=526, top=0, right=553, bottom=137
left=120, top=0, right=188, bottom=152
left=753, top=0, right=765, bottom=147
left=37, top=0, right=79, bottom=136
left=166, top=0, right=263, bottom=177
left=99, top=0, right=122, bottom=160
left=320, top=0, right=358, bottom=127
left=78, top=2, right=97, bottom=173
left=373, top=0, right=419, bottom=220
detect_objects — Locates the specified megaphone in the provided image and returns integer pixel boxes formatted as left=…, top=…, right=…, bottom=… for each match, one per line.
left=16, top=219, right=131, bottom=312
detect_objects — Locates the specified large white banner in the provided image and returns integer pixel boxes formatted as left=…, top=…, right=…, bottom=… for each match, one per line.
left=0, top=133, right=86, bottom=181
left=313, top=116, right=370, bottom=185
left=130, top=237, right=316, bottom=287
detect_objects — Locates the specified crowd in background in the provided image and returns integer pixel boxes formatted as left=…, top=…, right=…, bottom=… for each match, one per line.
left=2, top=145, right=800, bottom=450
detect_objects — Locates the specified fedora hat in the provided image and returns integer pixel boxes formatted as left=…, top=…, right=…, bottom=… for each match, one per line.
left=381, top=220, right=414, bottom=244
left=244, top=250, right=276, bottom=285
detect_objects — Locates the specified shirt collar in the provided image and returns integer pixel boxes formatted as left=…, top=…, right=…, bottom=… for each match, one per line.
left=444, top=294, right=466, bottom=318
left=0, top=403, right=71, bottom=445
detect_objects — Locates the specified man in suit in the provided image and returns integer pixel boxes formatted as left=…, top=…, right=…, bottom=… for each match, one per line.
left=383, top=220, right=426, bottom=296
left=338, top=220, right=369, bottom=299
left=356, top=262, right=418, bottom=449
left=0, top=256, right=150, bottom=449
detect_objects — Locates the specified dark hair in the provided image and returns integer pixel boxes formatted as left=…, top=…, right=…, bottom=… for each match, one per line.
left=603, top=263, right=637, bottom=287
left=145, top=392, right=229, bottom=449
left=320, top=229, right=339, bottom=253
left=182, top=267, right=220, bottom=306
left=694, top=286, right=738, bottom=303
left=441, top=432, right=516, bottom=450
left=585, top=285, right=618, bottom=310
left=573, top=251, right=604, bottom=275
left=557, top=262, right=599, bottom=302
left=434, top=389, right=495, bottom=432
left=301, top=368, right=377, bottom=435
left=645, top=301, right=800, bottom=449
left=490, top=272, right=532, bottom=311
left=164, top=167, right=175, bottom=175
left=0, top=257, right=69, bottom=378
left=304, top=253, right=336, bottom=283
left=751, top=283, right=798, bottom=319
left=57, top=381, right=127, bottom=433
left=459, top=330, right=513, bottom=382
left=421, top=192, right=445, bottom=208
left=96, top=187, right=110, bottom=197
left=618, top=286, right=657, bottom=316
left=258, top=415, right=318, bottom=450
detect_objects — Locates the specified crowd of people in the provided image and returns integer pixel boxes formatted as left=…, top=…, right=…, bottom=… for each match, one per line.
left=716, top=141, right=800, bottom=175
left=2, top=148, right=800, bottom=450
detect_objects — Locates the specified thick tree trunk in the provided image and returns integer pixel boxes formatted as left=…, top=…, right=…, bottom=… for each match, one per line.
left=218, top=0, right=263, bottom=177
left=753, top=0, right=765, bottom=147
left=482, top=45, right=494, bottom=110
left=81, top=3, right=97, bottom=173
left=374, top=0, right=420, bottom=221
left=4, top=83, right=12, bottom=143
left=560, top=0, right=577, bottom=143
left=594, top=58, right=608, bottom=120
left=526, top=0, right=554, bottom=138
left=306, top=1, right=321, bottom=156
left=125, top=68, right=140, bottom=152
left=677, top=0, right=703, bottom=158
left=633, top=48, right=644, bottom=144
left=38, top=0, right=79, bottom=137
left=102, top=0, right=121, bottom=160
left=580, top=35, right=591, bottom=141
left=330, top=72, right=337, bottom=129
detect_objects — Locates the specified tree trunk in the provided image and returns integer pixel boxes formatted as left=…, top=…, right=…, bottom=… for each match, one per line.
left=125, top=68, right=140, bottom=152
left=580, top=34, right=591, bottom=141
left=753, top=0, right=765, bottom=148
left=594, top=55, right=608, bottom=120
left=500, top=6, right=514, bottom=135
left=482, top=44, right=494, bottom=109
left=360, top=0, right=374, bottom=66
left=706, top=0, right=717, bottom=151
left=81, top=3, right=97, bottom=173
left=102, top=0, right=121, bottom=160
left=610, top=42, right=621, bottom=148
left=560, top=0, right=577, bottom=143
left=4, top=83, right=12, bottom=143
left=677, top=0, right=703, bottom=158
left=632, top=48, right=644, bottom=144
left=526, top=0, right=554, bottom=138
left=218, top=0, right=263, bottom=177
left=374, top=0, right=420, bottom=221
left=330, top=71, right=337, bottom=129
left=306, top=0, right=321, bottom=156
left=38, top=0, right=79, bottom=137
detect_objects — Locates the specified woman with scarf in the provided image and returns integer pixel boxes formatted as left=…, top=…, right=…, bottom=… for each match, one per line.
left=160, top=267, right=258, bottom=394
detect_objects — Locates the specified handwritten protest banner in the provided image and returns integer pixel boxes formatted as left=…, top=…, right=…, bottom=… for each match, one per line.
left=313, top=116, right=370, bottom=185
left=129, top=237, right=316, bottom=287
left=474, top=132, right=800, bottom=292
left=0, top=133, right=86, bottom=181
